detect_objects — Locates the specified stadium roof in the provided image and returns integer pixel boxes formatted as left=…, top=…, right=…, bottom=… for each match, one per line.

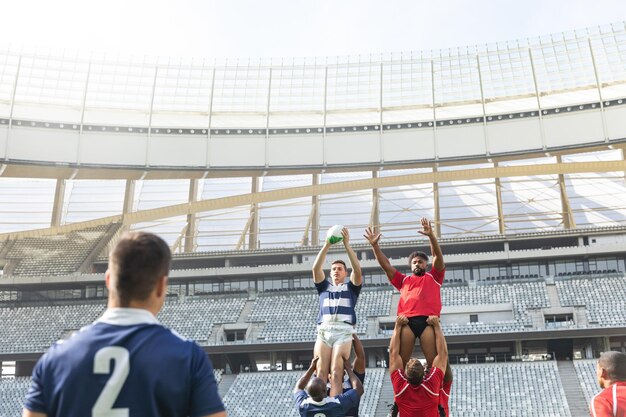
left=0, top=22, right=625, bottom=250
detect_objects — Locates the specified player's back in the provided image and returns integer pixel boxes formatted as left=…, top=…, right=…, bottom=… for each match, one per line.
left=24, top=309, right=223, bottom=417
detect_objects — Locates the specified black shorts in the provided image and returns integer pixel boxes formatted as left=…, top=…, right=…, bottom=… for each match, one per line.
left=407, top=316, right=429, bottom=339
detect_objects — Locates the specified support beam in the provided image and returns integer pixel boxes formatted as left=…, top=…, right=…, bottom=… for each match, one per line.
left=494, top=162, right=506, bottom=235
left=121, top=180, right=136, bottom=233
left=433, top=166, right=441, bottom=238
left=184, top=179, right=199, bottom=253
left=236, top=212, right=255, bottom=251
left=370, top=170, right=380, bottom=232
left=311, top=174, right=320, bottom=246
left=302, top=174, right=321, bottom=246
left=4, top=159, right=626, bottom=240
left=619, top=148, right=626, bottom=182
left=248, top=177, right=260, bottom=250
left=556, top=155, right=576, bottom=229
left=50, top=179, right=66, bottom=227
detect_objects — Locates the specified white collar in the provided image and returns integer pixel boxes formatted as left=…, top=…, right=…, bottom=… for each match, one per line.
left=303, top=396, right=340, bottom=406
left=96, top=308, right=160, bottom=326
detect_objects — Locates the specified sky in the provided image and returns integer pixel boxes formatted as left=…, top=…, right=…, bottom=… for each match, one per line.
left=0, top=0, right=624, bottom=59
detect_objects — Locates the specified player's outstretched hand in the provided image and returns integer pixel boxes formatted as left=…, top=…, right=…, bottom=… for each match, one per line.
left=363, top=226, right=381, bottom=245
left=426, top=316, right=440, bottom=327
left=309, top=357, right=319, bottom=369
left=418, top=218, right=434, bottom=237
left=396, top=314, right=409, bottom=327
left=341, top=227, right=350, bottom=246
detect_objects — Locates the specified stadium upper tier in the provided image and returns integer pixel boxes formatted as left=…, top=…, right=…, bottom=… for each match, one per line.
left=1, top=23, right=626, bottom=169
left=1, top=275, right=625, bottom=353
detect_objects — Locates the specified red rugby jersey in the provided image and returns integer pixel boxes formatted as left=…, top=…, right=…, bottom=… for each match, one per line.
left=590, top=382, right=626, bottom=417
left=439, top=378, right=452, bottom=417
left=391, top=366, right=443, bottom=417
left=391, top=267, right=445, bottom=317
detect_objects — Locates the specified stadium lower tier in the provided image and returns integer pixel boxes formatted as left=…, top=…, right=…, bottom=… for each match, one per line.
left=0, top=360, right=604, bottom=417
left=0, top=275, right=625, bottom=353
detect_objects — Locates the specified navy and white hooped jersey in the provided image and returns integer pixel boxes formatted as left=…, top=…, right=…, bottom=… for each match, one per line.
left=23, top=308, right=225, bottom=417
left=294, top=389, right=360, bottom=417
left=315, top=280, right=361, bottom=325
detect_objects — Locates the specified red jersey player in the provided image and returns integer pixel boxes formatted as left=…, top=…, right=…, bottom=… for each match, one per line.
left=365, top=218, right=449, bottom=370
left=389, top=315, right=448, bottom=417
left=590, top=351, right=626, bottom=417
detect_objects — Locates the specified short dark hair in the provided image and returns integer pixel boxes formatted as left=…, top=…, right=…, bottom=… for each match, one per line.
left=109, top=232, right=171, bottom=306
left=408, top=251, right=428, bottom=266
left=331, top=259, right=347, bottom=269
left=599, top=351, right=626, bottom=381
left=306, top=377, right=327, bottom=401
left=406, top=358, right=425, bottom=385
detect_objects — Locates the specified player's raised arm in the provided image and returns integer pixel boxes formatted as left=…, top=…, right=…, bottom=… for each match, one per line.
left=418, top=218, right=444, bottom=271
left=342, top=228, right=362, bottom=286
left=389, top=315, right=408, bottom=374
left=294, top=357, right=319, bottom=393
left=364, top=227, right=397, bottom=282
left=344, top=360, right=364, bottom=397
left=426, top=316, right=448, bottom=375
left=312, top=241, right=331, bottom=284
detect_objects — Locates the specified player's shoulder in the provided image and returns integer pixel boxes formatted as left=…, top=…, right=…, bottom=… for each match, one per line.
left=315, top=279, right=330, bottom=290
left=428, top=266, right=445, bottom=275
left=393, top=269, right=407, bottom=278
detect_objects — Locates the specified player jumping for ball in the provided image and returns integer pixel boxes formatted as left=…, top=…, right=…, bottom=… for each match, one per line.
left=312, top=227, right=363, bottom=397
left=365, top=218, right=451, bottom=415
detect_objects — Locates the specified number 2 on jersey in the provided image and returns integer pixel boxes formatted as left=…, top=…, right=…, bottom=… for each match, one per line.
left=92, top=346, right=130, bottom=417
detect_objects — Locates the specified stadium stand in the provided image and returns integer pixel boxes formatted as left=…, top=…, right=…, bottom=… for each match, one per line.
left=573, top=359, right=599, bottom=405
left=0, top=303, right=105, bottom=353
left=450, top=361, right=571, bottom=417
left=4, top=275, right=626, bottom=353
left=214, top=368, right=224, bottom=385
left=556, top=275, right=626, bottom=327
left=0, top=377, right=30, bottom=417
left=0, top=360, right=599, bottom=417
left=440, top=281, right=550, bottom=332
left=0, top=295, right=247, bottom=353
left=222, top=368, right=385, bottom=417
left=248, top=288, right=393, bottom=343
left=248, top=291, right=318, bottom=343
left=0, top=225, right=116, bottom=277
left=159, top=295, right=247, bottom=343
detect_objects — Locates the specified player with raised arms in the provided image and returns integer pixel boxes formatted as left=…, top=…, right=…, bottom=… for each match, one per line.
left=365, top=218, right=450, bottom=416
left=22, top=231, right=226, bottom=417
left=312, top=225, right=363, bottom=397
left=389, top=315, right=448, bottom=417
left=294, top=357, right=363, bottom=417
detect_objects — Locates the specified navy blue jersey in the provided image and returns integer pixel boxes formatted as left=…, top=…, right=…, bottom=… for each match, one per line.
left=316, top=280, right=361, bottom=325
left=294, top=389, right=360, bottom=417
left=326, top=371, right=366, bottom=416
left=23, top=308, right=224, bottom=417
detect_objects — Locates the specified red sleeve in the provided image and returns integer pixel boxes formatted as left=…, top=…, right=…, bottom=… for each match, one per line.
left=391, top=270, right=405, bottom=291
left=422, top=367, right=443, bottom=398
left=390, top=369, right=409, bottom=397
left=430, top=267, right=445, bottom=285
left=590, top=393, right=613, bottom=417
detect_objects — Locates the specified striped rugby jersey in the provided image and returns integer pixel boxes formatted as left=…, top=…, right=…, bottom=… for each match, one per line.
left=315, top=280, right=361, bottom=325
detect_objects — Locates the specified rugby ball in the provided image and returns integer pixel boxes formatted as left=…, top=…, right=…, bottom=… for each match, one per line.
left=326, top=225, right=344, bottom=244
